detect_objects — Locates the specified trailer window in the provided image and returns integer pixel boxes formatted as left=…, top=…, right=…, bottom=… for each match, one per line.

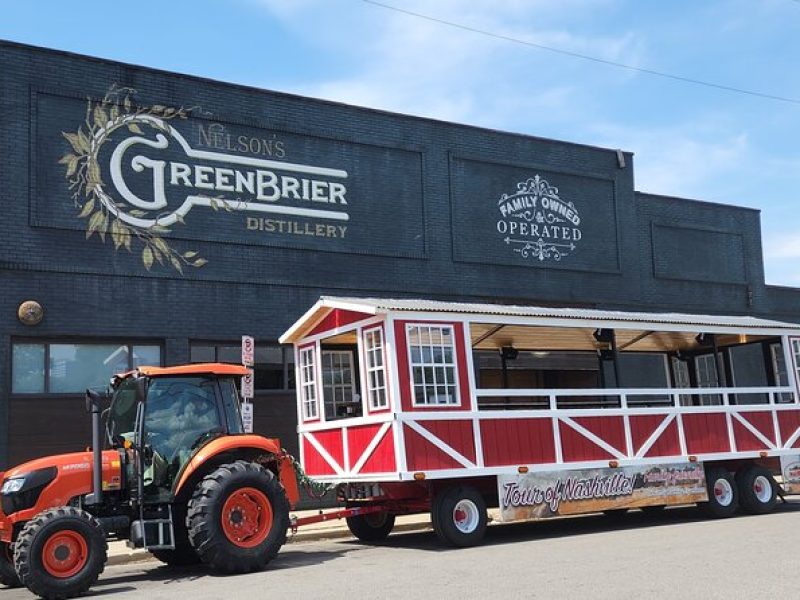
left=322, top=350, right=360, bottom=420
left=299, top=346, right=319, bottom=420
left=364, top=327, right=388, bottom=410
left=407, top=324, right=458, bottom=406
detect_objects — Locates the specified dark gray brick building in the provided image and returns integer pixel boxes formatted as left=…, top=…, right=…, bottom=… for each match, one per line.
left=2, top=40, right=798, bottom=468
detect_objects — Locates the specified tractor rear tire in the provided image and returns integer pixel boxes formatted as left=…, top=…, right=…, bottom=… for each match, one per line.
left=0, top=542, right=20, bottom=588
left=14, top=507, right=107, bottom=600
left=187, top=460, right=289, bottom=574
left=345, top=509, right=395, bottom=542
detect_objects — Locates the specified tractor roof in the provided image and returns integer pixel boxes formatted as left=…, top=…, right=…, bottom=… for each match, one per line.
left=122, top=363, right=250, bottom=378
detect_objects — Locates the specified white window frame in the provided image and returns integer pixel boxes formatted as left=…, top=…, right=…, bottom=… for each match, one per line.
left=299, top=346, right=319, bottom=420
left=791, top=338, right=800, bottom=401
left=363, top=327, right=389, bottom=410
left=406, top=323, right=460, bottom=407
left=671, top=356, right=692, bottom=406
left=322, top=350, right=358, bottom=419
left=695, top=353, right=722, bottom=406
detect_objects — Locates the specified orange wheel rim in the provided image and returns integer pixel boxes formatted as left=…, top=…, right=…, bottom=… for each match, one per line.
left=221, top=487, right=274, bottom=548
left=42, top=530, right=88, bottom=578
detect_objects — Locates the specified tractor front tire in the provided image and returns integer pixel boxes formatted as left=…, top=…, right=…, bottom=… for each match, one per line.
left=14, top=507, right=107, bottom=600
left=187, top=460, right=289, bottom=574
left=0, top=542, right=20, bottom=588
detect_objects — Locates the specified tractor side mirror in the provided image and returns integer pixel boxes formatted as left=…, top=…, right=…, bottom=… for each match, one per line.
left=85, top=388, right=104, bottom=414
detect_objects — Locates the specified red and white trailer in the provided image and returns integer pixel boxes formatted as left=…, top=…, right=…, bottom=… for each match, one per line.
left=280, top=297, right=800, bottom=545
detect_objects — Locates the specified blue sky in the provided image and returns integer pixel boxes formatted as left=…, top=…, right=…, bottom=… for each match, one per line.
left=2, top=0, right=799, bottom=285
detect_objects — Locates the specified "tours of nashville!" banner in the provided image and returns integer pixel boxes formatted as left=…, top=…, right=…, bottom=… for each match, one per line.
left=498, top=463, right=707, bottom=521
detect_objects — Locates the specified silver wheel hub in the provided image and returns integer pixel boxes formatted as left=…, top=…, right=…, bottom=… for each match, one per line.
left=753, top=475, right=772, bottom=503
left=452, top=499, right=480, bottom=534
left=713, top=477, right=734, bottom=507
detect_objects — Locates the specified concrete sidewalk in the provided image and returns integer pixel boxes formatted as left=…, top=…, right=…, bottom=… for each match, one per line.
left=107, top=509, right=434, bottom=566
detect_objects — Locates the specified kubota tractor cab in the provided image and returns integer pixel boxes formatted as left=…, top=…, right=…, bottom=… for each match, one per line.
left=0, top=363, right=299, bottom=600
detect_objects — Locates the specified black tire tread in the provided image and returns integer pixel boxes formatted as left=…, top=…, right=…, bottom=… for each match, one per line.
left=14, top=507, right=107, bottom=600
left=736, top=464, right=778, bottom=515
left=431, top=486, right=488, bottom=548
left=699, top=467, right=738, bottom=519
left=0, top=542, right=20, bottom=588
left=187, top=460, right=288, bottom=574
left=345, top=510, right=395, bottom=542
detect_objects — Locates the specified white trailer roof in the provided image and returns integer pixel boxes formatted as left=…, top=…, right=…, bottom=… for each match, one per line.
left=280, top=296, right=800, bottom=343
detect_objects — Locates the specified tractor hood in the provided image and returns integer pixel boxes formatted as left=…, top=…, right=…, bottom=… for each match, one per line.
left=3, top=450, right=120, bottom=482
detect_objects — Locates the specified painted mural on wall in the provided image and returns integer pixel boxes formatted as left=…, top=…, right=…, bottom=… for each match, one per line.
left=449, top=156, right=621, bottom=273
left=36, top=85, right=425, bottom=274
left=496, top=175, right=582, bottom=261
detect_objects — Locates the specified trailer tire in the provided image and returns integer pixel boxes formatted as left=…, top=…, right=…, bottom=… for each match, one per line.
left=14, top=507, right=107, bottom=600
left=346, top=509, right=395, bottom=542
left=699, top=468, right=738, bottom=518
left=0, top=542, right=20, bottom=588
left=187, top=460, right=289, bottom=574
left=736, top=465, right=778, bottom=515
left=432, top=486, right=487, bottom=548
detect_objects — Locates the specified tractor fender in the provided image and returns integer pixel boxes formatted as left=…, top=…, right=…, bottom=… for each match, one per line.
left=174, top=435, right=299, bottom=508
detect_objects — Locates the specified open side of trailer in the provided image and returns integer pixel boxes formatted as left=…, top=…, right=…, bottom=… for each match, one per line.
left=280, top=297, right=800, bottom=546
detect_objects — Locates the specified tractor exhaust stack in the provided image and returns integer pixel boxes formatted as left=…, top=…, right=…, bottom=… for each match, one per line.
left=84, top=388, right=104, bottom=506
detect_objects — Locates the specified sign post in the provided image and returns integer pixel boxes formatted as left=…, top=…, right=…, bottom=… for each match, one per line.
left=241, top=335, right=255, bottom=433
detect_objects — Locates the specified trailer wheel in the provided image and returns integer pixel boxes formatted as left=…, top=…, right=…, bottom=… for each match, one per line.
left=187, top=460, right=289, bottom=574
left=0, top=542, right=20, bottom=588
left=14, top=507, right=107, bottom=600
left=346, top=509, right=395, bottom=542
left=699, top=468, right=738, bottom=518
left=736, top=465, right=778, bottom=515
left=432, top=486, right=487, bottom=548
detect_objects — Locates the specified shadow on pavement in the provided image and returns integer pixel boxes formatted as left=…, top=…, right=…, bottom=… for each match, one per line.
left=341, top=500, right=800, bottom=552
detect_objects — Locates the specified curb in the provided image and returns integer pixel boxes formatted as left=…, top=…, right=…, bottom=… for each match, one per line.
left=105, top=521, right=433, bottom=567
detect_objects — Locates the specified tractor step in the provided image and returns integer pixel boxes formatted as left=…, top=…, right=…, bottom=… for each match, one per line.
left=128, top=505, right=175, bottom=550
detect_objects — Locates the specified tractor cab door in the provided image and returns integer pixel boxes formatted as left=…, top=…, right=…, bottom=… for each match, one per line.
left=140, top=376, right=229, bottom=498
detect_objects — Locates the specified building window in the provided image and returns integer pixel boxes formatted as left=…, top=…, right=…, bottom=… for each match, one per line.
left=322, top=350, right=359, bottom=420
left=407, top=324, right=459, bottom=406
left=299, top=346, right=319, bottom=420
left=190, top=342, right=295, bottom=390
left=11, top=342, right=161, bottom=394
left=364, top=327, right=388, bottom=410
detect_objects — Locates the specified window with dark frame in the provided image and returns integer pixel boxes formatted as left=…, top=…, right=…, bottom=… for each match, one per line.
left=11, top=342, right=161, bottom=394
left=189, top=342, right=295, bottom=391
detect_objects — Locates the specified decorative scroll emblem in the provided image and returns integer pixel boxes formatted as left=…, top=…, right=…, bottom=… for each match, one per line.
left=60, top=85, right=349, bottom=274
left=495, top=175, right=582, bottom=261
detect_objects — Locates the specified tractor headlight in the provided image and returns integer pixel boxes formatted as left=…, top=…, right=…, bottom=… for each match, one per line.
left=1, top=478, right=25, bottom=494
left=0, top=467, right=57, bottom=515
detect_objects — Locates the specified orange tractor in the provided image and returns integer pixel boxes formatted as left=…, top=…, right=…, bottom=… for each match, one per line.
left=0, top=364, right=301, bottom=599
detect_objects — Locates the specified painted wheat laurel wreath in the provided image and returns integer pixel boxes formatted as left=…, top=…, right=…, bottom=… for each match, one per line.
left=60, top=84, right=211, bottom=273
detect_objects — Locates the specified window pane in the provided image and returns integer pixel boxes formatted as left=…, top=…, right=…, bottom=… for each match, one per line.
left=49, top=344, right=126, bottom=393
left=190, top=345, right=215, bottom=363
left=255, top=344, right=284, bottom=390
left=12, top=344, right=45, bottom=393
left=217, top=345, right=240, bottom=363
left=132, top=345, right=160, bottom=368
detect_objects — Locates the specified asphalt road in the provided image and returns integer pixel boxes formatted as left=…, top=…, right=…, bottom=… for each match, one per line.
left=6, top=503, right=799, bottom=599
